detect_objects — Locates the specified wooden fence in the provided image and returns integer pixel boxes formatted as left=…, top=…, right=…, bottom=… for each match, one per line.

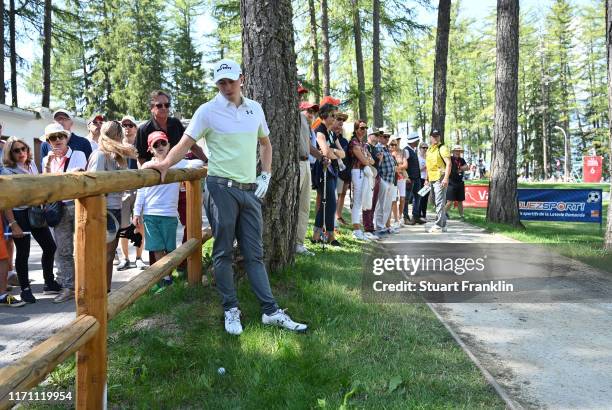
left=0, top=167, right=207, bottom=409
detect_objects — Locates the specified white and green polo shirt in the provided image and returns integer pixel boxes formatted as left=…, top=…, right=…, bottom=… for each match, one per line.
left=185, top=92, right=270, bottom=183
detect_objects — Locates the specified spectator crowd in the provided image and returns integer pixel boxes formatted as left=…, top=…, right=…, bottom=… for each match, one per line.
left=0, top=66, right=468, bottom=335
left=0, top=90, right=205, bottom=307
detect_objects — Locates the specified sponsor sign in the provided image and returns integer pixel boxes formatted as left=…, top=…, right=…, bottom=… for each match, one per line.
left=517, top=189, right=603, bottom=223
left=583, top=156, right=603, bottom=183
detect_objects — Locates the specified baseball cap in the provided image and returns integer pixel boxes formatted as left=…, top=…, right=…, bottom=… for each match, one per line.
left=299, top=101, right=319, bottom=111
left=319, top=96, right=341, bottom=107
left=430, top=129, right=441, bottom=136
left=53, top=109, right=72, bottom=119
left=367, top=127, right=378, bottom=136
left=297, top=85, right=309, bottom=94
left=147, top=131, right=168, bottom=148
left=213, top=59, right=242, bottom=83
left=42, top=123, right=70, bottom=140
left=452, top=144, right=464, bottom=151
left=88, top=114, right=105, bottom=125
left=121, top=115, right=137, bottom=125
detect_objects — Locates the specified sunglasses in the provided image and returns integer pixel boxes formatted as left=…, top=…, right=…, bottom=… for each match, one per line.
left=359, top=126, right=367, bottom=130
left=55, top=116, right=70, bottom=121
left=122, top=123, right=136, bottom=129
left=152, top=140, right=168, bottom=149
left=389, top=143, right=397, bottom=146
left=154, top=103, right=171, bottom=109
left=92, top=121, right=103, bottom=126
left=12, top=146, right=28, bottom=154
left=47, top=133, right=67, bottom=142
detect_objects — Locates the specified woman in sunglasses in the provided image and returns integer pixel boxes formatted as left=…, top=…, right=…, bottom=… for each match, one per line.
left=87, top=121, right=138, bottom=290
left=42, top=123, right=88, bottom=303
left=1, top=137, right=61, bottom=303
left=348, top=120, right=375, bottom=241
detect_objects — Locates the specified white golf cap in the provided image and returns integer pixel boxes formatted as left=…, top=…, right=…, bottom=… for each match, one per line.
left=42, top=122, right=70, bottom=141
left=367, top=127, right=378, bottom=136
left=52, top=109, right=72, bottom=119
left=212, top=59, right=242, bottom=83
left=121, top=115, right=137, bottom=125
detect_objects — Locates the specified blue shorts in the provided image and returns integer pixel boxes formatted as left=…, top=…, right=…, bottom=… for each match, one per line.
left=143, top=215, right=178, bottom=253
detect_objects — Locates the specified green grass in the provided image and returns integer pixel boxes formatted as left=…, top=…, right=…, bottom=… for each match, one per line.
left=457, top=203, right=612, bottom=273
left=466, top=179, right=610, bottom=191
left=36, top=211, right=504, bottom=409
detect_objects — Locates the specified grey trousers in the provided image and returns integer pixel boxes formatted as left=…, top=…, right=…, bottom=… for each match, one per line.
left=205, top=178, right=278, bottom=315
left=53, top=204, right=75, bottom=289
left=432, top=180, right=448, bottom=228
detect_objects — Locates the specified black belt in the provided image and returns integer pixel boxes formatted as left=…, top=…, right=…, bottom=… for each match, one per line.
left=299, top=156, right=309, bottom=161
left=208, top=176, right=257, bottom=191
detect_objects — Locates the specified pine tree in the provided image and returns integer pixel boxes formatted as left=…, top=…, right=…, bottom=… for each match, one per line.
left=169, top=0, right=208, bottom=118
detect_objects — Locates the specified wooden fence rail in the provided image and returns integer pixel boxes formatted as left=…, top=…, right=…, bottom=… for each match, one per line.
left=0, top=167, right=207, bottom=410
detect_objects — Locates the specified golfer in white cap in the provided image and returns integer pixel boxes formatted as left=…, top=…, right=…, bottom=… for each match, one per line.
left=144, top=59, right=308, bottom=335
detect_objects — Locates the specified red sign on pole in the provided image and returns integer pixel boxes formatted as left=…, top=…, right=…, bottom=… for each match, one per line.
left=583, top=156, right=603, bottom=183
left=464, top=185, right=489, bottom=208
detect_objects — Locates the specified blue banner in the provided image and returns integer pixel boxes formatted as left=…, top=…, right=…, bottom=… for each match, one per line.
left=517, top=189, right=603, bottom=223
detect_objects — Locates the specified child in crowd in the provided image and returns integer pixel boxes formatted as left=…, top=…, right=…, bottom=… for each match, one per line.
left=133, top=131, right=202, bottom=291
left=0, top=212, right=25, bottom=307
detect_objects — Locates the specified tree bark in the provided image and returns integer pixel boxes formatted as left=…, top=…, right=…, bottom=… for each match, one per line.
left=308, top=0, right=320, bottom=102
left=0, top=0, right=5, bottom=104
left=42, top=0, right=52, bottom=108
left=486, top=0, right=522, bottom=227
left=321, top=0, right=330, bottom=96
left=9, top=0, right=17, bottom=106
left=372, top=0, right=383, bottom=128
left=352, top=0, right=367, bottom=121
left=240, top=0, right=300, bottom=271
left=605, top=0, right=612, bottom=250
left=431, top=0, right=451, bottom=142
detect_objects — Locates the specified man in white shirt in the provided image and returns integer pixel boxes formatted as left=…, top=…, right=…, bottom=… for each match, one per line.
left=144, top=59, right=307, bottom=336
left=86, top=114, right=104, bottom=151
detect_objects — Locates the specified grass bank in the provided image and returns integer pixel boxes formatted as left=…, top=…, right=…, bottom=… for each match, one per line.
left=36, top=213, right=504, bottom=409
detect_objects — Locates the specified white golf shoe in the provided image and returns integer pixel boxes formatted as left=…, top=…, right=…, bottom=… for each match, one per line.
left=262, top=309, right=307, bottom=332
left=224, top=307, right=243, bottom=335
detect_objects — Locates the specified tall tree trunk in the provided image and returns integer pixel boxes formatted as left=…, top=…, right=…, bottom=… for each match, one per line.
left=0, top=0, right=5, bottom=104
left=321, top=0, right=330, bottom=96
left=487, top=0, right=522, bottom=227
left=9, top=0, right=17, bottom=107
left=308, top=0, right=320, bottom=102
left=431, top=0, right=451, bottom=142
left=605, top=0, right=612, bottom=250
left=241, top=0, right=300, bottom=271
left=372, top=0, right=383, bottom=128
left=42, top=0, right=52, bottom=107
left=415, top=77, right=426, bottom=138
left=79, top=28, right=90, bottom=107
left=352, top=0, right=367, bottom=121
left=540, top=47, right=549, bottom=180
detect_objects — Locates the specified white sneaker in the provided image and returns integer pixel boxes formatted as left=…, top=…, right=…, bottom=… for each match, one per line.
left=388, top=227, right=400, bottom=234
left=224, top=307, right=243, bottom=335
left=262, top=309, right=307, bottom=332
left=428, top=225, right=443, bottom=233
left=135, top=258, right=147, bottom=270
left=352, top=230, right=369, bottom=241
left=364, top=232, right=380, bottom=241
left=295, top=244, right=314, bottom=256
left=392, top=221, right=401, bottom=229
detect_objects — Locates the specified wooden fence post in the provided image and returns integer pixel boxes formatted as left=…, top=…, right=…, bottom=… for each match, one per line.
left=75, top=195, right=107, bottom=409
left=186, top=179, right=203, bottom=285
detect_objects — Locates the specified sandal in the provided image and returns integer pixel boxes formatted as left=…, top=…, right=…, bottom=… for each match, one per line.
left=337, top=217, right=348, bottom=226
